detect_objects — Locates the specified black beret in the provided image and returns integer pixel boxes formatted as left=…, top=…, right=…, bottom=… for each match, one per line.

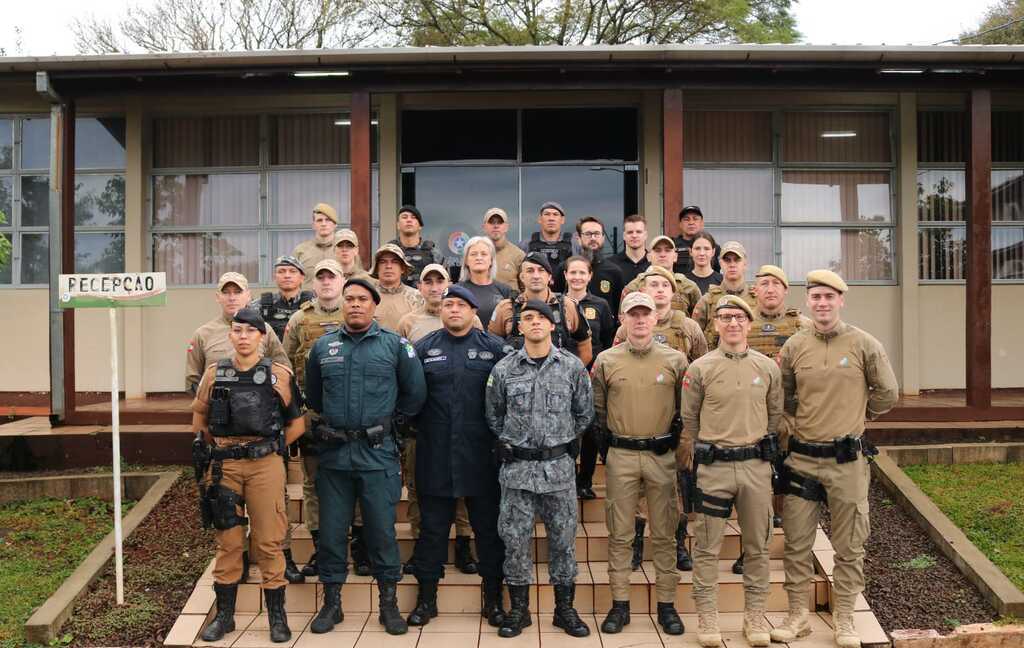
left=522, top=252, right=553, bottom=275
left=343, top=278, right=381, bottom=304
left=521, top=299, right=555, bottom=323
left=443, top=284, right=479, bottom=309
left=398, top=204, right=423, bottom=225
left=232, top=307, right=267, bottom=334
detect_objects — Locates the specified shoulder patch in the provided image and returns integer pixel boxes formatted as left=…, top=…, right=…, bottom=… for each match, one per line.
left=682, top=374, right=693, bottom=390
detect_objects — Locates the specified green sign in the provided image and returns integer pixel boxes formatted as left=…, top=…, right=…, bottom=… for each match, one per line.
left=58, top=272, right=167, bottom=308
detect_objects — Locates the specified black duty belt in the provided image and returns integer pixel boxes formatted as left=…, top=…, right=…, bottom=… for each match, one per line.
left=707, top=444, right=761, bottom=462
left=608, top=434, right=675, bottom=452
left=511, top=442, right=572, bottom=461
left=314, top=422, right=389, bottom=448
left=789, top=435, right=877, bottom=464
left=209, top=437, right=282, bottom=461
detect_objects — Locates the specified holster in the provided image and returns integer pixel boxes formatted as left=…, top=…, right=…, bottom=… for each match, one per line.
left=191, top=433, right=213, bottom=529
left=777, top=463, right=828, bottom=503
left=687, top=466, right=734, bottom=518
left=693, top=441, right=716, bottom=465
left=758, top=434, right=780, bottom=462
left=679, top=468, right=697, bottom=514
left=204, top=460, right=248, bottom=530
left=495, top=440, right=515, bottom=465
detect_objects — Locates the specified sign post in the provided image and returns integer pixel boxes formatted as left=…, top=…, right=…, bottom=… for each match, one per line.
left=59, top=272, right=167, bottom=605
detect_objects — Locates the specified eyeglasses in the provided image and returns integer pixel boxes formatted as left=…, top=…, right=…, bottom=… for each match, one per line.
left=579, top=231, right=603, bottom=238
left=715, top=314, right=749, bottom=323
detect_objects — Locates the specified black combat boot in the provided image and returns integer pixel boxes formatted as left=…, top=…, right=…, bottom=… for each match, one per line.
left=552, top=584, right=590, bottom=637
left=200, top=583, right=238, bottom=641
left=732, top=550, right=745, bottom=575
left=283, top=549, right=305, bottom=584
left=350, top=526, right=372, bottom=576
left=498, top=584, right=532, bottom=638
left=300, top=530, right=319, bottom=577
left=657, top=602, right=685, bottom=635
left=378, top=581, right=408, bottom=635
left=407, top=580, right=439, bottom=626
left=454, top=536, right=479, bottom=574
left=264, top=586, right=292, bottom=643
left=600, top=600, right=630, bottom=633
left=631, top=517, right=645, bottom=570
left=481, top=578, right=506, bottom=627
left=235, top=550, right=250, bottom=585
left=676, top=520, right=693, bottom=571
left=310, top=583, right=343, bottom=633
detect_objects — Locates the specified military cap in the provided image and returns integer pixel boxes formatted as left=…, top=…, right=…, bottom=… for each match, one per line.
left=522, top=251, right=553, bottom=275
left=232, top=307, right=266, bottom=334
left=650, top=234, right=676, bottom=250
left=678, top=205, right=704, bottom=219
left=398, top=204, right=423, bottom=225
left=539, top=201, right=566, bottom=217
left=755, top=264, right=789, bottom=288
left=806, top=269, right=849, bottom=293
left=217, top=272, right=249, bottom=292
left=521, top=299, right=556, bottom=323
left=719, top=241, right=747, bottom=260
left=371, top=243, right=412, bottom=277
left=274, top=255, right=305, bottom=275
left=335, top=229, right=359, bottom=246
left=621, top=291, right=656, bottom=314
left=442, top=284, right=479, bottom=309
left=714, top=294, right=754, bottom=320
left=313, top=202, right=338, bottom=224
left=420, top=263, right=450, bottom=282
left=484, top=207, right=509, bottom=223
left=314, top=259, right=344, bottom=277
left=639, top=265, right=677, bottom=292
left=343, top=277, right=381, bottom=304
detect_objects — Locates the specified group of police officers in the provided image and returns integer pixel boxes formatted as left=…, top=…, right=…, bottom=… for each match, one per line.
left=188, top=200, right=899, bottom=648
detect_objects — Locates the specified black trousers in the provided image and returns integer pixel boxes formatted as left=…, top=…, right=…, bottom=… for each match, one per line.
left=576, top=426, right=600, bottom=489
left=413, top=489, right=505, bottom=582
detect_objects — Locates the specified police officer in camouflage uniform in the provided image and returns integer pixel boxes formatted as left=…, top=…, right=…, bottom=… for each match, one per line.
left=255, top=256, right=314, bottom=341
left=390, top=205, right=445, bottom=287
left=485, top=300, right=594, bottom=639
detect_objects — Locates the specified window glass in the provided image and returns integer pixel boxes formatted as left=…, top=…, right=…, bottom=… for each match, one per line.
left=153, top=231, right=259, bottom=285
left=522, top=108, right=637, bottom=162
left=271, top=230, right=314, bottom=263
left=270, top=114, right=379, bottom=165
left=782, top=227, right=893, bottom=281
left=75, top=175, right=125, bottom=226
left=706, top=227, right=774, bottom=272
left=993, top=111, right=1024, bottom=163
left=781, top=171, right=891, bottom=224
left=782, top=112, right=890, bottom=163
left=22, top=118, right=51, bottom=170
left=993, top=169, right=1024, bottom=222
left=685, top=111, right=772, bottom=162
left=152, top=174, right=259, bottom=227
left=271, top=170, right=348, bottom=225
left=918, top=111, right=965, bottom=164
left=917, top=169, right=965, bottom=222
left=993, top=227, right=1024, bottom=280
left=75, top=118, right=126, bottom=169
left=0, top=232, right=10, bottom=284
left=0, top=119, right=11, bottom=169
left=21, top=233, right=49, bottom=283
left=402, top=110, right=516, bottom=163
left=683, top=168, right=774, bottom=224
left=0, top=177, right=11, bottom=223
left=21, top=176, right=50, bottom=227
left=153, top=116, right=259, bottom=168
left=919, top=227, right=965, bottom=281
left=75, top=233, right=125, bottom=273
left=521, top=165, right=626, bottom=247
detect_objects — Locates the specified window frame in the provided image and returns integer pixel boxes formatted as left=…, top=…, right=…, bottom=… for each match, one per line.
left=0, top=114, right=52, bottom=288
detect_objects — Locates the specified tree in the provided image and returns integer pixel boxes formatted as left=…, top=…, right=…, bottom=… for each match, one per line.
left=959, top=0, right=1024, bottom=44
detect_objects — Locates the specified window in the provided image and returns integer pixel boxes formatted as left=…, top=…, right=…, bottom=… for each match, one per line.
left=0, top=116, right=51, bottom=285
left=75, top=117, right=126, bottom=273
left=150, top=113, right=380, bottom=285
left=682, top=110, right=895, bottom=281
left=917, top=109, right=1024, bottom=282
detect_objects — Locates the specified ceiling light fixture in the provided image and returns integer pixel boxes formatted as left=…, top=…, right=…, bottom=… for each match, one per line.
left=334, top=119, right=379, bottom=126
left=293, top=71, right=350, bottom=78
left=820, top=131, right=857, bottom=139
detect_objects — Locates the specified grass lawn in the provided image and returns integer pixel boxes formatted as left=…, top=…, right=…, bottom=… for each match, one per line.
left=903, top=462, right=1024, bottom=593
left=0, top=497, right=130, bottom=648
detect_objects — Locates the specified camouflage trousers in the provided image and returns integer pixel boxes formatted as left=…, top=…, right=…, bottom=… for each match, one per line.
left=498, top=485, right=578, bottom=586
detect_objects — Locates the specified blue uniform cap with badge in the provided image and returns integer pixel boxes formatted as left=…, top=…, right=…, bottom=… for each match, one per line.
left=232, top=307, right=267, bottom=334
left=442, top=284, right=480, bottom=310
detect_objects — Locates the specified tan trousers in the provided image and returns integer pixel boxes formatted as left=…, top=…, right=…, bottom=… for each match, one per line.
left=691, top=458, right=773, bottom=613
left=403, top=439, right=472, bottom=538
left=782, top=452, right=871, bottom=615
left=211, top=454, right=288, bottom=588
left=302, top=453, right=320, bottom=532
left=605, top=447, right=679, bottom=603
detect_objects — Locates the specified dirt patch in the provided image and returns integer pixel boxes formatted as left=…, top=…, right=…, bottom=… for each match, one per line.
left=820, top=480, right=999, bottom=634
left=61, top=472, right=216, bottom=648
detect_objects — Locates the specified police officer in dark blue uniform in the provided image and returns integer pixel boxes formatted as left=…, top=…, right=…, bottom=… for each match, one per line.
left=406, top=284, right=511, bottom=629
left=520, top=201, right=575, bottom=270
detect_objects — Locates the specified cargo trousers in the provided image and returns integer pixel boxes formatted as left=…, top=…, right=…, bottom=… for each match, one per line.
left=403, top=438, right=473, bottom=537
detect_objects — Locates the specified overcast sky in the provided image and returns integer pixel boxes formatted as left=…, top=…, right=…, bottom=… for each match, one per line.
left=0, top=0, right=999, bottom=56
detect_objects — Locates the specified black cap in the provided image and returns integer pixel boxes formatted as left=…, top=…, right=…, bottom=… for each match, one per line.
left=678, top=205, right=703, bottom=219
left=343, top=278, right=381, bottom=304
left=442, top=284, right=479, bottom=309
left=398, top=204, right=423, bottom=226
left=521, top=299, right=555, bottom=323
left=231, top=307, right=266, bottom=334
left=522, top=251, right=553, bottom=275
left=274, top=254, right=305, bottom=275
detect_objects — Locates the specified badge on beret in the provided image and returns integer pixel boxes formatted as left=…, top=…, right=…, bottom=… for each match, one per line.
left=600, top=280, right=611, bottom=294
left=584, top=307, right=597, bottom=320
left=717, top=297, right=730, bottom=308
left=253, top=369, right=267, bottom=384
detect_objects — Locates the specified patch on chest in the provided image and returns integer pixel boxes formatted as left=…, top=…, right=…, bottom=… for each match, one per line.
left=253, top=368, right=268, bottom=384
left=329, top=348, right=339, bottom=355
left=761, top=323, right=777, bottom=333
left=479, top=351, right=494, bottom=360
left=584, top=306, right=598, bottom=320
left=654, top=334, right=667, bottom=344
left=838, top=356, right=850, bottom=368
left=468, top=349, right=478, bottom=359
left=655, top=373, right=666, bottom=384
left=424, top=355, right=447, bottom=364
left=599, top=280, right=611, bottom=294
left=752, top=375, right=763, bottom=386
left=427, top=348, right=442, bottom=356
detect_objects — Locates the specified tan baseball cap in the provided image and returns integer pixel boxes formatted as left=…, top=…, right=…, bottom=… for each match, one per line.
left=806, top=269, right=849, bottom=293
left=714, top=294, right=754, bottom=320
left=314, top=259, right=344, bottom=277
left=371, top=243, right=411, bottom=277
left=217, top=272, right=248, bottom=292
left=420, top=263, right=450, bottom=282
left=621, top=291, right=656, bottom=314
left=755, top=264, right=789, bottom=288
left=650, top=235, right=676, bottom=250
left=484, top=207, right=509, bottom=223
left=335, top=229, right=358, bottom=246
left=313, top=202, right=338, bottom=224
left=639, top=265, right=677, bottom=292
left=719, top=241, right=747, bottom=260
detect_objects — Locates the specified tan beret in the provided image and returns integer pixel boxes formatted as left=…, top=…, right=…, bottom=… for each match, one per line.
left=639, top=265, right=677, bottom=292
left=313, top=259, right=344, bottom=277
left=806, top=269, right=849, bottom=293
left=335, top=229, right=358, bottom=246
left=371, top=243, right=411, bottom=277
left=714, top=294, right=754, bottom=320
left=313, top=202, right=338, bottom=224
left=719, top=240, right=747, bottom=260
left=217, top=272, right=248, bottom=292
left=755, top=264, right=789, bottom=288
left=621, top=291, right=656, bottom=314
left=649, top=235, right=676, bottom=250
left=420, top=263, right=450, bottom=282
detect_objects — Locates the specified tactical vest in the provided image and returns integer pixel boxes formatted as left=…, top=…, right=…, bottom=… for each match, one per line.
left=208, top=358, right=283, bottom=438
left=293, top=301, right=343, bottom=387
left=509, top=295, right=578, bottom=355
left=652, top=311, right=692, bottom=356
left=259, top=291, right=313, bottom=340
left=702, top=284, right=758, bottom=350
left=527, top=232, right=574, bottom=269
left=671, top=274, right=696, bottom=315
left=748, top=308, right=803, bottom=358
left=399, top=239, right=437, bottom=283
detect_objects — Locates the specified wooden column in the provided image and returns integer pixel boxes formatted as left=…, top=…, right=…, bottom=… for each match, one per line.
left=350, top=91, right=372, bottom=253
left=60, top=102, right=77, bottom=421
left=966, top=89, right=992, bottom=408
left=662, top=89, right=683, bottom=237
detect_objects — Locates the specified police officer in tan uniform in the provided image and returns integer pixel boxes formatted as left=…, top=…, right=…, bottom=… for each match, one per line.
left=591, top=291, right=687, bottom=637
left=371, top=243, right=426, bottom=330
left=334, top=228, right=371, bottom=281
left=482, top=207, right=526, bottom=290
left=292, top=203, right=340, bottom=287
left=680, top=294, right=782, bottom=648
left=771, top=270, right=899, bottom=648
left=282, top=259, right=346, bottom=578
left=614, top=266, right=707, bottom=362
left=621, top=235, right=701, bottom=317
left=691, top=241, right=757, bottom=349
left=193, top=308, right=305, bottom=644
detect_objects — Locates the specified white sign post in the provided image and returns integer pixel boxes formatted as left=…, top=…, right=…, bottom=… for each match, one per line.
left=59, top=272, right=167, bottom=605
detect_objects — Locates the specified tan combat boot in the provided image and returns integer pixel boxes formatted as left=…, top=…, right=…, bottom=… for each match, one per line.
left=833, top=612, right=860, bottom=648
left=769, top=608, right=811, bottom=643
left=743, top=609, right=771, bottom=647
left=697, top=611, right=722, bottom=647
